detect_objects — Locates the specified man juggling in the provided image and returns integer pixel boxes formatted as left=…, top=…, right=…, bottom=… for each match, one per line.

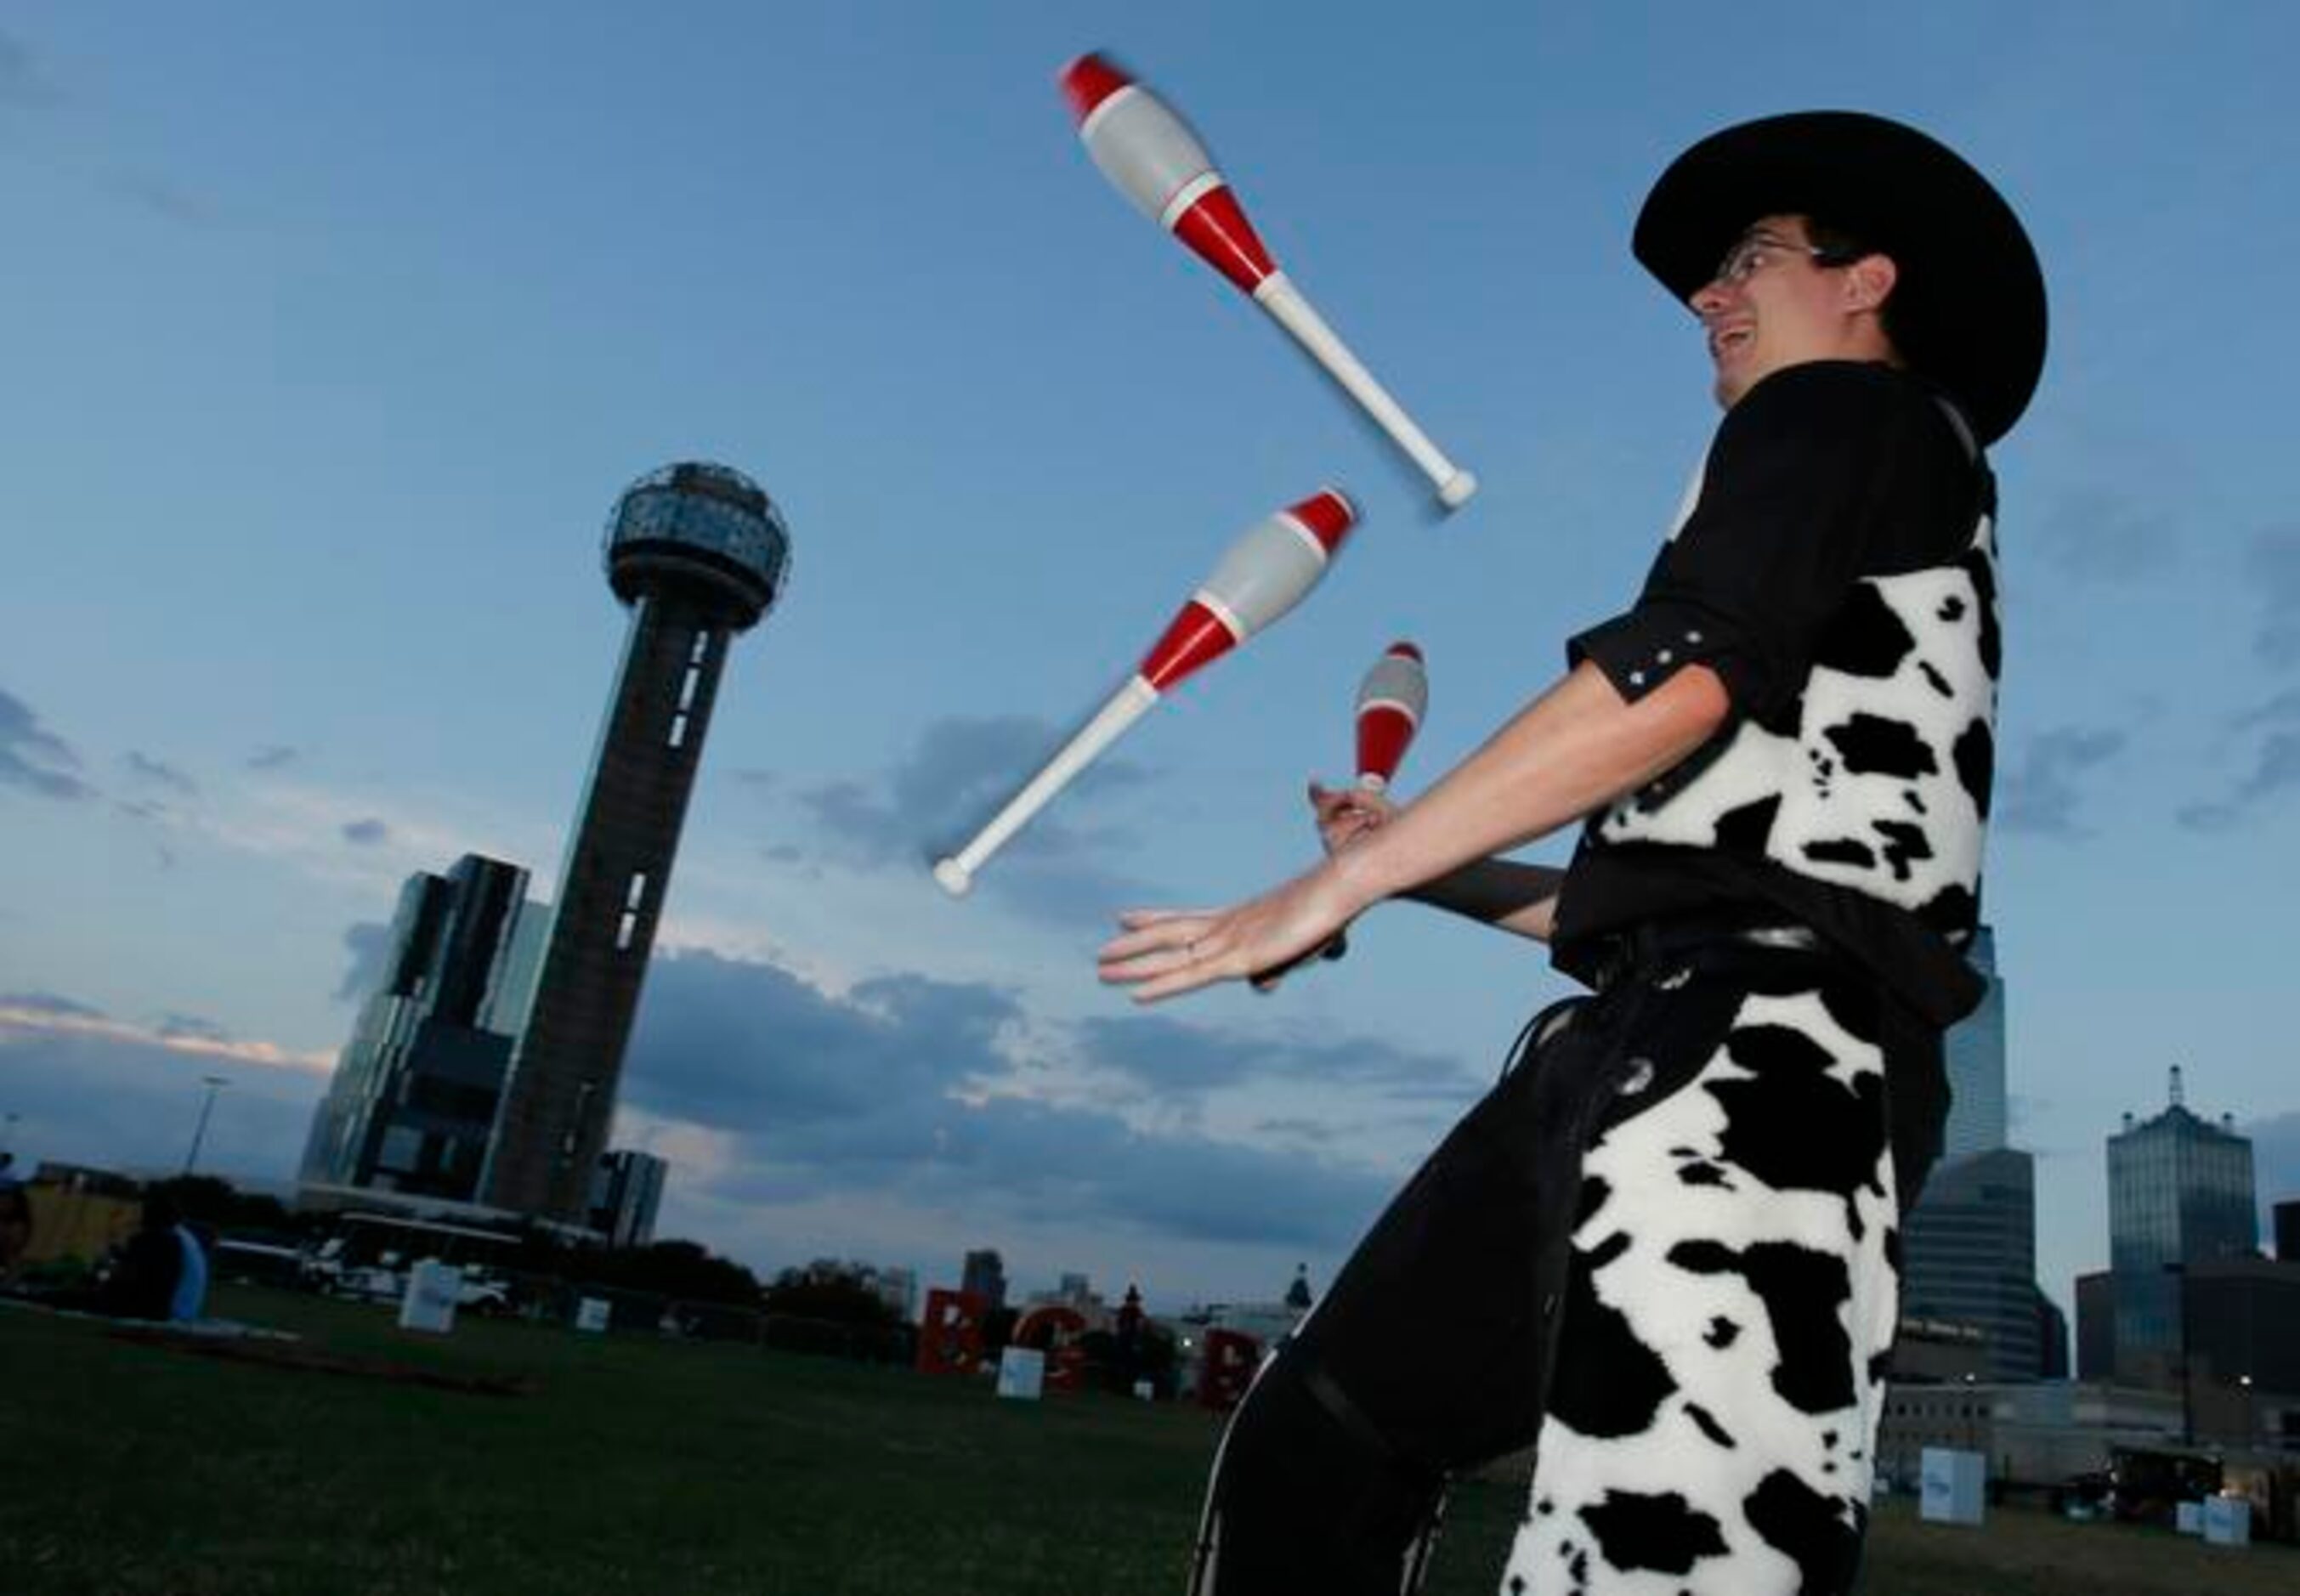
left=1102, top=110, right=2044, bottom=1596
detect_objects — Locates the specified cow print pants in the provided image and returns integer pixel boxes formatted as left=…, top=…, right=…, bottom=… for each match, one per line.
left=1187, top=937, right=1940, bottom=1596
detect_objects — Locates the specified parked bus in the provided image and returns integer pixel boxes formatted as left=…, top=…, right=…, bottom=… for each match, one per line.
left=306, top=1212, right=517, bottom=1310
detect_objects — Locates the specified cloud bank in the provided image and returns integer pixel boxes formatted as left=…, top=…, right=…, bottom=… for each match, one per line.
left=0, top=687, right=95, bottom=802
left=1996, top=726, right=2124, bottom=837
left=795, top=714, right=1164, bottom=927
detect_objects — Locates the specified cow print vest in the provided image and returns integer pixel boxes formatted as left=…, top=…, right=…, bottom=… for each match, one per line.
left=1591, top=401, right=1997, bottom=946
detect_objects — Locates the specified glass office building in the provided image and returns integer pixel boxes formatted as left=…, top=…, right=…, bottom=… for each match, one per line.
left=1900, top=924, right=2055, bottom=1378
left=1940, top=925, right=2008, bottom=1161
left=588, top=1148, right=667, bottom=1248
left=301, top=854, right=542, bottom=1201
left=1901, top=1147, right=2042, bottom=1380
left=2105, top=1069, right=2258, bottom=1381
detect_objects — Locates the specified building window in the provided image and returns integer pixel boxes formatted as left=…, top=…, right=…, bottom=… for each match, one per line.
left=378, top=1125, right=423, bottom=1172
left=668, top=711, right=688, bottom=749
left=615, top=912, right=638, bottom=951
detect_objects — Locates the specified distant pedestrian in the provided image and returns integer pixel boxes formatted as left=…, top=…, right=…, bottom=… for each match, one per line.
left=88, top=1190, right=196, bottom=1321
left=0, top=1152, right=31, bottom=1285
left=171, top=1217, right=212, bottom=1322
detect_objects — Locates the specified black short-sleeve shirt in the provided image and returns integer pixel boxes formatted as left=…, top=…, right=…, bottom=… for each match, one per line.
left=1551, top=359, right=1992, bottom=1029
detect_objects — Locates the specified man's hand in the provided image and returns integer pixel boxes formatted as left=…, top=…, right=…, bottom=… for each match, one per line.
left=1243, top=780, right=1400, bottom=991
left=1098, top=860, right=1368, bottom=1005
left=1310, top=779, right=1396, bottom=856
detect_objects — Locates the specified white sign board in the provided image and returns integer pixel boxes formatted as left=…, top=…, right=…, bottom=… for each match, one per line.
left=2176, top=1501, right=2203, bottom=1536
left=996, top=1345, right=1045, bottom=1401
left=575, top=1296, right=613, bottom=1333
left=397, top=1259, right=462, bottom=1335
left=2204, top=1496, right=2251, bottom=1548
left=1919, top=1448, right=1986, bottom=1526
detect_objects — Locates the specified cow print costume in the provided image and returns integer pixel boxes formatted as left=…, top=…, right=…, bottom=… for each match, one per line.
left=1501, top=965, right=1917, bottom=1595
left=1186, top=360, right=1996, bottom=1596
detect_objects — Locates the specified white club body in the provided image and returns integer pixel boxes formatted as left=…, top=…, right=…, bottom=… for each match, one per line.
left=1061, top=53, right=1476, bottom=512
left=1353, top=642, right=1428, bottom=790
left=935, top=491, right=1356, bottom=896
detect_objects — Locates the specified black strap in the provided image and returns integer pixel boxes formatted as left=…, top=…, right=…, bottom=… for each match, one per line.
left=1302, top=1358, right=1431, bottom=1478
left=1933, top=393, right=1998, bottom=524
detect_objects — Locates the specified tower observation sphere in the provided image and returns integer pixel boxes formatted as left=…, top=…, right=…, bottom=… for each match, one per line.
left=480, top=461, right=790, bottom=1225
left=603, top=461, right=790, bottom=627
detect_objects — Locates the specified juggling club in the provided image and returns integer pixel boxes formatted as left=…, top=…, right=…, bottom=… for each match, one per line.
left=1059, top=53, right=1477, bottom=512
left=1252, top=640, right=1427, bottom=989
left=934, top=490, right=1357, bottom=897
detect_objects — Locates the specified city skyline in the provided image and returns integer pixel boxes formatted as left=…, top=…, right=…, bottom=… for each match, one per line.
left=4, top=3, right=2300, bottom=1313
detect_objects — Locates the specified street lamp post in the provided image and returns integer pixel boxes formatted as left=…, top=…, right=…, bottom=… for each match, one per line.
left=183, top=1075, right=229, bottom=1174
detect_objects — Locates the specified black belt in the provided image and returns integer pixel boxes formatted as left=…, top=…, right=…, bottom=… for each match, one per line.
left=1584, top=906, right=1824, bottom=992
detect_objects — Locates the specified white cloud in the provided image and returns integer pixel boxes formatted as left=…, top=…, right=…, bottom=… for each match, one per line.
left=0, top=995, right=333, bottom=1076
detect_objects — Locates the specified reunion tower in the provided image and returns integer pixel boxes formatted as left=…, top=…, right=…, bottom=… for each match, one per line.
left=481, top=462, right=790, bottom=1224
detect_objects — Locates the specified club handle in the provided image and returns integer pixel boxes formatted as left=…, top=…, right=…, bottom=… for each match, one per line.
left=1255, top=763, right=1399, bottom=990
left=1253, top=274, right=1476, bottom=510
left=1249, top=933, right=1350, bottom=993
left=934, top=676, right=1158, bottom=895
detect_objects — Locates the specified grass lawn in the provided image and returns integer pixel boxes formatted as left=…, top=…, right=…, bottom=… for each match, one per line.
left=3, top=1286, right=2292, bottom=1594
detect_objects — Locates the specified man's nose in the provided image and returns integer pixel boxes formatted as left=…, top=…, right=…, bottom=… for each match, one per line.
left=1690, top=279, right=1733, bottom=318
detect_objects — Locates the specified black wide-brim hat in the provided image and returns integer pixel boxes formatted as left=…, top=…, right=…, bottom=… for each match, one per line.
left=1634, top=110, right=2047, bottom=446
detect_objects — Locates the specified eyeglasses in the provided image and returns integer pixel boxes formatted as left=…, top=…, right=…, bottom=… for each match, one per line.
left=1709, top=233, right=1855, bottom=288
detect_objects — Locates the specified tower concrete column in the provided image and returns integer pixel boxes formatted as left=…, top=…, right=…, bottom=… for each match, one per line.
left=481, top=463, right=789, bottom=1223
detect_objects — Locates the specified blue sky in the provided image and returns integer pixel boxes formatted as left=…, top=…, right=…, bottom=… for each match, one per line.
left=3, top=2, right=2296, bottom=1315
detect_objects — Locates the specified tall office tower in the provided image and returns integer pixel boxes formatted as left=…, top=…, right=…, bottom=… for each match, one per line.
left=588, top=1149, right=668, bottom=1248
left=482, top=463, right=790, bottom=1224
left=1900, top=1147, right=2042, bottom=1379
left=962, top=1248, right=1008, bottom=1310
left=302, top=854, right=544, bottom=1199
left=2034, top=1287, right=2070, bottom=1379
left=2074, top=1270, right=2115, bottom=1379
left=1899, top=924, right=2042, bottom=1376
left=2105, top=1067, right=2258, bottom=1385
left=2278, top=1198, right=2299, bottom=1263
left=1940, top=924, right=2008, bottom=1160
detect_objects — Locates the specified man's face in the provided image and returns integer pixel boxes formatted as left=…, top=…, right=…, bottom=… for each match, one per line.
left=1690, top=214, right=1867, bottom=409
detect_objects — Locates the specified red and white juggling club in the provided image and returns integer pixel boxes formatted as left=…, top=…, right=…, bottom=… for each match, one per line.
left=1354, top=641, right=1427, bottom=795
left=934, top=490, right=1357, bottom=897
left=1059, top=53, right=1477, bottom=512
left=1255, top=641, right=1428, bottom=988
left=1323, top=640, right=1427, bottom=963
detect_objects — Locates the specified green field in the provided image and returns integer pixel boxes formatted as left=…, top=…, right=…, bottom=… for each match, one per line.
left=3, top=1288, right=2292, bottom=1595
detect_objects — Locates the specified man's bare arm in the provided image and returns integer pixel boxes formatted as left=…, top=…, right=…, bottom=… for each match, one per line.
left=1334, top=660, right=1728, bottom=910
left=1311, top=785, right=1563, bottom=941
left=1102, top=660, right=1729, bottom=999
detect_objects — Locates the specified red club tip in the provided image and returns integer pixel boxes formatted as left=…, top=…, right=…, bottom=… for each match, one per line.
left=1058, top=52, right=1134, bottom=123
left=1286, top=489, right=1357, bottom=553
left=1387, top=642, right=1423, bottom=663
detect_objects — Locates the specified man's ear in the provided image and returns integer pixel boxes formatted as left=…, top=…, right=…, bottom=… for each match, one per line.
left=1844, top=252, right=1898, bottom=314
